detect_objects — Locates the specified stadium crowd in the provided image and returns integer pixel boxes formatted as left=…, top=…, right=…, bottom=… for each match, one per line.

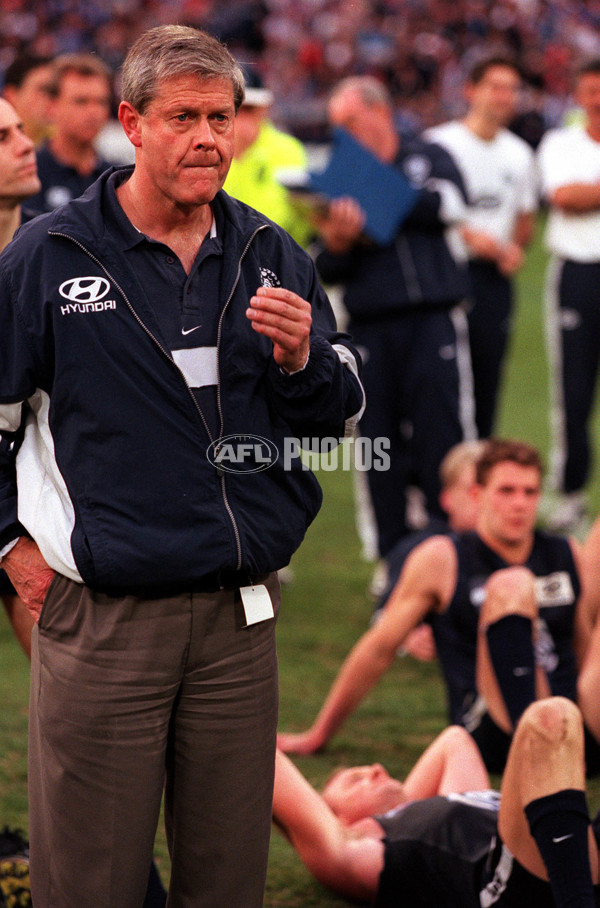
left=0, top=0, right=598, bottom=140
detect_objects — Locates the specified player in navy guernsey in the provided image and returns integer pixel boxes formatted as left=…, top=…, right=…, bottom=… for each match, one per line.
left=372, top=438, right=485, bottom=661
left=25, top=53, right=113, bottom=214
left=279, top=439, right=600, bottom=775
left=275, top=699, right=600, bottom=908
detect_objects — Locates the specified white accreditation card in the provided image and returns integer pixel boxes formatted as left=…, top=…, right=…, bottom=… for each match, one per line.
left=240, top=584, right=274, bottom=626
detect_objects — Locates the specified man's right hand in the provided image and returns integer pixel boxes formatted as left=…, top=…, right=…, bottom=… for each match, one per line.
left=317, top=196, right=366, bottom=254
left=2, top=537, right=56, bottom=622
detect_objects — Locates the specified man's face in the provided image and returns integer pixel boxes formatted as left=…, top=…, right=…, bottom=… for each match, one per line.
left=466, top=65, right=521, bottom=127
left=5, top=64, right=53, bottom=132
left=476, top=461, right=541, bottom=547
left=0, top=98, right=41, bottom=206
left=576, top=72, right=600, bottom=130
left=322, top=764, right=405, bottom=825
left=329, top=88, right=387, bottom=159
left=124, top=74, right=236, bottom=209
left=51, top=71, right=111, bottom=144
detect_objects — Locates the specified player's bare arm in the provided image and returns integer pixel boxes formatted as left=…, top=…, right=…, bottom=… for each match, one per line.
left=277, top=535, right=457, bottom=755
left=273, top=750, right=383, bottom=901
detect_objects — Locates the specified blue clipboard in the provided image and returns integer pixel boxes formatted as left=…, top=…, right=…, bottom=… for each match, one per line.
left=309, top=128, right=420, bottom=246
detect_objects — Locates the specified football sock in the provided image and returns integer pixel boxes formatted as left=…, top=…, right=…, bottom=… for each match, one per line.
left=525, top=789, right=595, bottom=908
left=486, top=614, right=536, bottom=728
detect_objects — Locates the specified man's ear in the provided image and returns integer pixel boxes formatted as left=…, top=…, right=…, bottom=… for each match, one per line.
left=2, top=85, right=17, bottom=107
left=471, top=482, right=483, bottom=508
left=463, top=81, right=475, bottom=107
left=118, top=100, right=142, bottom=148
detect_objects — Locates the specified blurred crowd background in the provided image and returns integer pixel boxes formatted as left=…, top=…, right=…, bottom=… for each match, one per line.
left=1, top=0, right=598, bottom=145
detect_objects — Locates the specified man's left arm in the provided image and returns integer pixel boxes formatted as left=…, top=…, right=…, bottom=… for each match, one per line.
left=462, top=209, right=535, bottom=277
left=497, top=148, right=538, bottom=275
left=246, top=284, right=364, bottom=440
left=273, top=750, right=380, bottom=902
left=405, top=141, right=468, bottom=230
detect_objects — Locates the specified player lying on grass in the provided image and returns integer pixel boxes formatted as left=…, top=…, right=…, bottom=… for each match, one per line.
left=274, top=697, right=599, bottom=907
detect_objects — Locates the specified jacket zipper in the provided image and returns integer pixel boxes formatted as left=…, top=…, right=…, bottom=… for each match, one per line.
left=49, top=226, right=268, bottom=572
left=213, top=224, right=268, bottom=569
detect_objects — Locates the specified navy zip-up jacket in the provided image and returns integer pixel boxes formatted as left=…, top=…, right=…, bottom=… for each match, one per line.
left=0, top=168, right=363, bottom=595
left=315, top=133, right=470, bottom=318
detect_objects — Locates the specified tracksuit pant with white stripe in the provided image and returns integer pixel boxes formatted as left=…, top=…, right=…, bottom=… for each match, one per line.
left=545, top=257, right=600, bottom=494
left=351, top=305, right=474, bottom=558
left=467, top=260, right=513, bottom=440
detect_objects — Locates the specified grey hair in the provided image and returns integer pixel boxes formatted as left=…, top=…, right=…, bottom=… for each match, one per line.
left=121, top=25, right=246, bottom=114
left=330, top=75, right=392, bottom=109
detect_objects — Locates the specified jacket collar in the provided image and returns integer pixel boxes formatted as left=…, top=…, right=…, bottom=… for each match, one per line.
left=48, top=164, right=269, bottom=255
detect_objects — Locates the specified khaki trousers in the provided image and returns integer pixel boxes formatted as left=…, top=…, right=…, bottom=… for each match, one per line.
left=28, top=573, right=280, bottom=907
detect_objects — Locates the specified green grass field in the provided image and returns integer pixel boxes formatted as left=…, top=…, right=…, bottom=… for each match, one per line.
left=2, top=215, right=600, bottom=904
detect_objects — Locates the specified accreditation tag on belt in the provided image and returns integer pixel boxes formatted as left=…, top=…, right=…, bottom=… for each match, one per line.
left=240, top=584, right=274, bottom=626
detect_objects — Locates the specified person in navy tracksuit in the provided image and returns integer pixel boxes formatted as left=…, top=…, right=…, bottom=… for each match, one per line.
left=315, top=75, right=475, bottom=561
left=0, top=26, right=363, bottom=908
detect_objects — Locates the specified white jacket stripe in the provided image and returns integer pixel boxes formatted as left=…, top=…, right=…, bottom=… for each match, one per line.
left=17, top=389, right=81, bottom=582
left=333, top=343, right=366, bottom=436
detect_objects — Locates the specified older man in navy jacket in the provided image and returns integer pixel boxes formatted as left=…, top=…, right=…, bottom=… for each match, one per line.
left=0, top=25, right=363, bottom=908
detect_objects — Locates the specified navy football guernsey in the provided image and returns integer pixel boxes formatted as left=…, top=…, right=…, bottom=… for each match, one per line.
left=430, top=530, right=579, bottom=726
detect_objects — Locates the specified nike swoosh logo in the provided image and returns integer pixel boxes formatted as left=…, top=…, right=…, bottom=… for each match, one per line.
left=552, top=834, right=574, bottom=843
left=182, top=325, right=202, bottom=336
